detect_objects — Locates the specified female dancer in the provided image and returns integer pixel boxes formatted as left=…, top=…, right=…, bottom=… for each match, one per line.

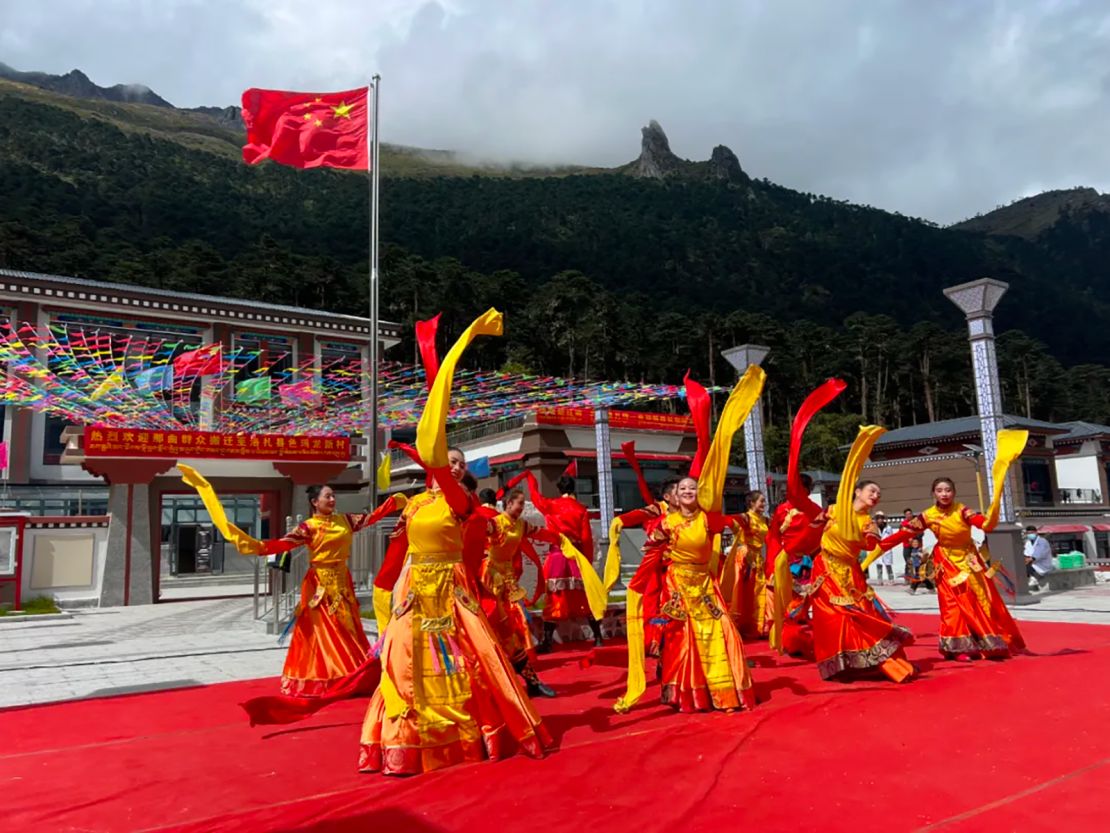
left=482, top=487, right=557, bottom=697
left=903, top=472, right=1026, bottom=659
left=722, top=490, right=770, bottom=638
left=790, top=426, right=916, bottom=683
left=615, top=366, right=765, bottom=713
left=522, top=471, right=604, bottom=651
left=358, top=309, right=551, bottom=776
left=176, top=466, right=405, bottom=697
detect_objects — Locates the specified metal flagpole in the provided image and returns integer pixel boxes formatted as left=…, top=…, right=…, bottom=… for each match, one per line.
left=368, top=76, right=381, bottom=570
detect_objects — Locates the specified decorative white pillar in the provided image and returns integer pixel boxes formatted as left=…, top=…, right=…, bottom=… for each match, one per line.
left=593, top=407, right=614, bottom=554
left=943, top=278, right=1014, bottom=523
left=945, top=278, right=1035, bottom=603
left=721, top=344, right=770, bottom=496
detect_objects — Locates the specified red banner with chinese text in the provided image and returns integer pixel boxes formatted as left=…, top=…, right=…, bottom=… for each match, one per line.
left=536, top=407, right=692, bottom=433
left=85, top=425, right=351, bottom=462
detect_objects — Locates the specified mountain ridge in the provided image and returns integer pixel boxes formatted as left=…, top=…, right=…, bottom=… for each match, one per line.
left=953, top=187, right=1110, bottom=240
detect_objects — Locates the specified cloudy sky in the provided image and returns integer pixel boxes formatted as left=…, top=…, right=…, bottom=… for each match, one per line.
left=3, top=0, right=1109, bottom=223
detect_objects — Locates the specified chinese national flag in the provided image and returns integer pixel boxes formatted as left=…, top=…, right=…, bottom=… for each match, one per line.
left=241, top=87, right=369, bottom=170
left=174, top=344, right=223, bottom=377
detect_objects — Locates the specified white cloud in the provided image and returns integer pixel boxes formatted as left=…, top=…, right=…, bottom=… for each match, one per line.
left=3, top=0, right=1110, bottom=223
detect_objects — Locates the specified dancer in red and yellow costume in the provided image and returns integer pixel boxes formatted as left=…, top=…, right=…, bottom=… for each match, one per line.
left=522, top=469, right=604, bottom=651
left=176, top=468, right=405, bottom=696
left=358, top=309, right=553, bottom=776
left=790, top=424, right=916, bottom=683
left=615, top=366, right=766, bottom=713
left=764, top=473, right=824, bottom=659
left=871, top=431, right=1028, bottom=660
left=481, top=487, right=558, bottom=697
left=720, top=490, right=770, bottom=638
left=602, top=442, right=679, bottom=661
left=764, top=381, right=852, bottom=659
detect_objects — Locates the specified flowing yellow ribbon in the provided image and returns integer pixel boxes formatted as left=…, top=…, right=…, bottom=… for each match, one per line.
left=603, top=517, right=624, bottom=593
left=831, top=425, right=887, bottom=536
left=697, top=366, right=766, bottom=513
left=983, top=429, right=1029, bottom=531
left=177, top=463, right=268, bottom=554
left=559, top=534, right=607, bottom=620
left=415, top=308, right=503, bottom=468
left=768, top=549, right=792, bottom=653
left=376, top=452, right=391, bottom=492
left=614, top=589, right=646, bottom=713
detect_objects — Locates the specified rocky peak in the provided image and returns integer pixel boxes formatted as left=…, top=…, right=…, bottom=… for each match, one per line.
left=631, top=120, right=684, bottom=179
left=708, top=144, right=745, bottom=182
left=622, top=121, right=747, bottom=183
left=189, top=105, right=244, bottom=128
left=54, top=69, right=101, bottom=99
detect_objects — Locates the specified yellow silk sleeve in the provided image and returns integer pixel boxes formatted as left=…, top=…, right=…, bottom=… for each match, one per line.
left=983, top=429, right=1029, bottom=531
left=614, top=589, right=646, bottom=713
left=697, top=366, right=766, bottom=513
left=177, top=463, right=266, bottom=555
left=859, top=546, right=884, bottom=571
left=603, top=517, right=624, bottom=593
left=372, top=586, right=393, bottom=634
left=559, top=534, right=607, bottom=620
left=831, top=426, right=886, bottom=534
left=376, top=452, right=391, bottom=491
left=380, top=664, right=410, bottom=719
left=768, top=549, right=791, bottom=654
left=415, top=308, right=503, bottom=468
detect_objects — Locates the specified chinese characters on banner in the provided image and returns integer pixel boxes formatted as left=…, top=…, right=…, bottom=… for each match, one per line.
left=84, top=425, right=350, bottom=462
left=536, top=407, right=692, bottom=433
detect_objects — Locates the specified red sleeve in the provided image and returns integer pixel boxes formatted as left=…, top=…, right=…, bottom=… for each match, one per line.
left=620, top=441, right=656, bottom=506
left=877, top=526, right=917, bottom=552
left=724, top=513, right=750, bottom=534
left=497, top=470, right=530, bottom=500
left=523, top=471, right=555, bottom=516
left=766, top=505, right=786, bottom=555
left=527, top=523, right=561, bottom=545
left=960, top=506, right=987, bottom=530
left=346, top=494, right=406, bottom=533
left=706, top=511, right=733, bottom=536
left=430, top=466, right=471, bottom=517
left=373, top=525, right=409, bottom=590
left=628, top=533, right=668, bottom=594
left=786, top=481, right=823, bottom=521
left=461, top=508, right=487, bottom=584
left=251, top=521, right=314, bottom=555
left=617, top=504, right=662, bottom=528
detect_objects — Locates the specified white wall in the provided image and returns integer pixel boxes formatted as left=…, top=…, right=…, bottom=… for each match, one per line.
left=21, top=523, right=109, bottom=605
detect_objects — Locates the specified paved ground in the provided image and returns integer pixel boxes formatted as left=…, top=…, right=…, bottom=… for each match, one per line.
left=0, top=599, right=286, bottom=708
left=879, top=572, right=1110, bottom=623
left=2, top=579, right=1109, bottom=710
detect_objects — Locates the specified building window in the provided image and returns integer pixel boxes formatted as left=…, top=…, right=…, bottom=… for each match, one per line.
left=42, top=414, right=69, bottom=466
left=1021, top=459, right=1053, bottom=506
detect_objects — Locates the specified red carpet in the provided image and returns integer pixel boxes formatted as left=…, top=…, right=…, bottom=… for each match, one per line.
left=3, top=614, right=1110, bottom=833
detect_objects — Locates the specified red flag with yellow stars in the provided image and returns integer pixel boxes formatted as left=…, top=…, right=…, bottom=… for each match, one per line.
left=241, top=87, right=369, bottom=170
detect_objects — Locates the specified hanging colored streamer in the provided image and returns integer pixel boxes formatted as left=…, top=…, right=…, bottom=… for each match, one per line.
left=1, top=316, right=713, bottom=437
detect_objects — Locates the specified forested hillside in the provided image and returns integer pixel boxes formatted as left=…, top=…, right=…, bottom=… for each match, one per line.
left=2, top=76, right=1108, bottom=469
